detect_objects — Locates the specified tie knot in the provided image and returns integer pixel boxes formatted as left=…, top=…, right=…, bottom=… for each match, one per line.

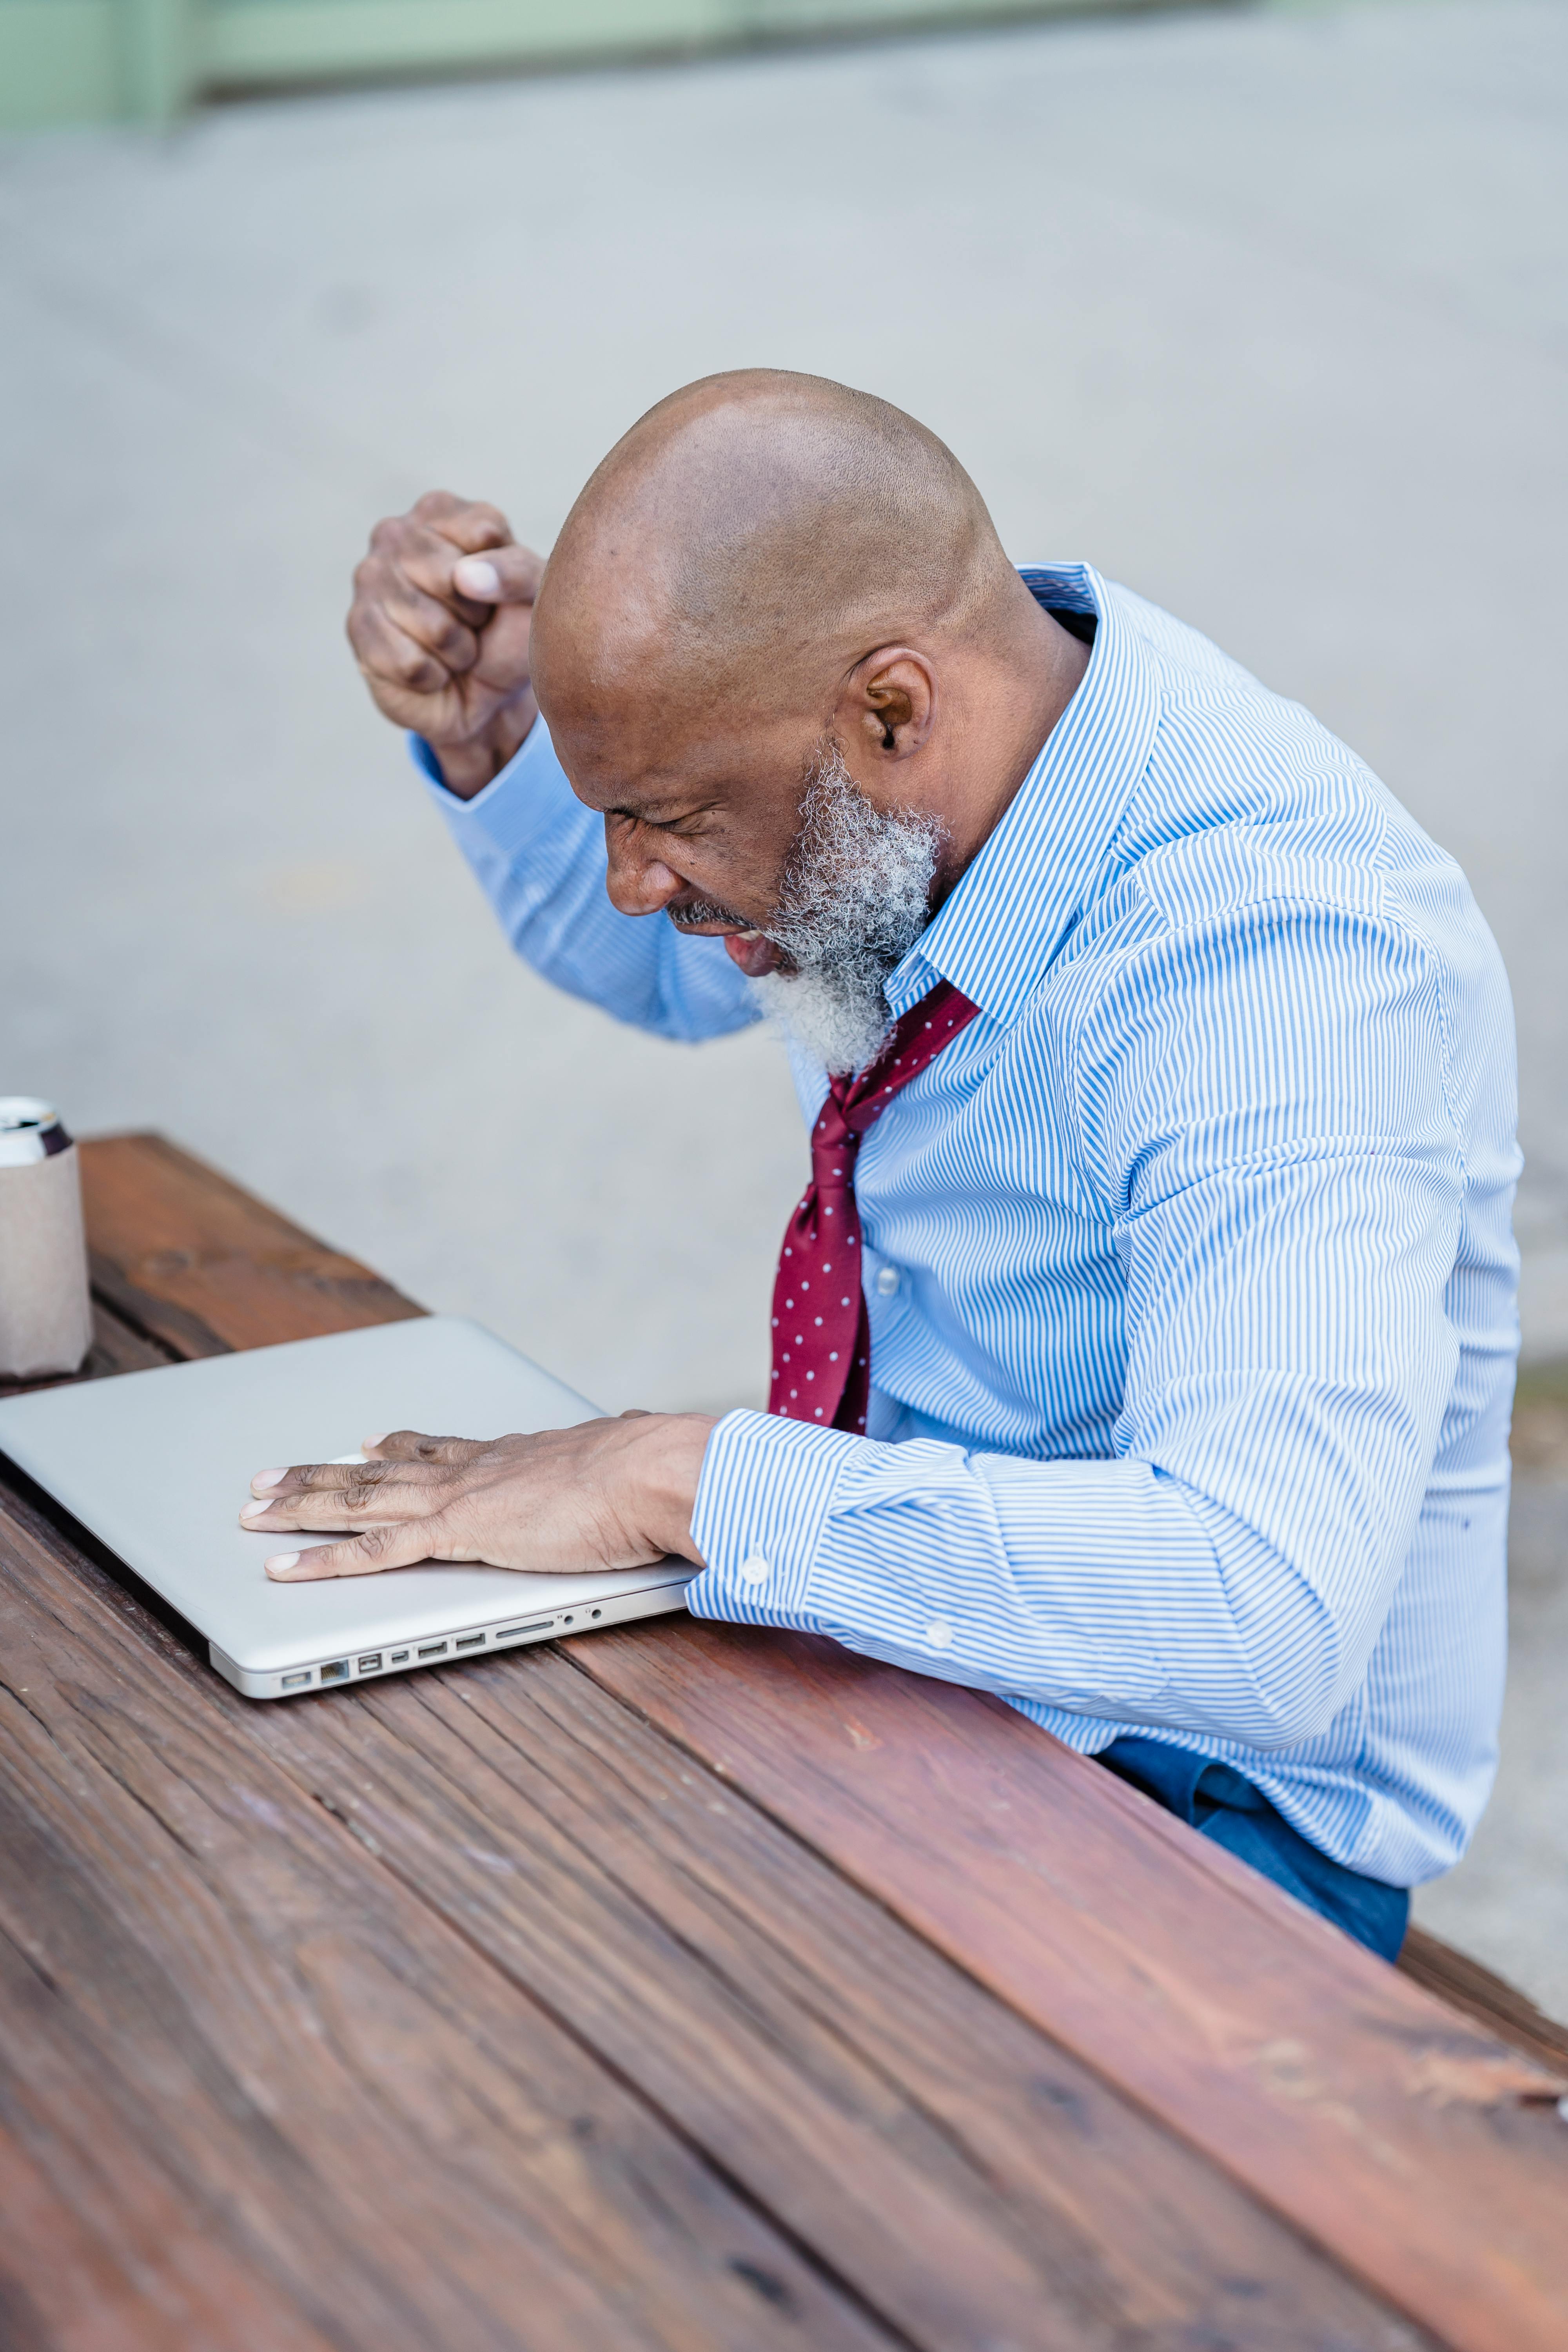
left=812, top=1129, right=857, bottom=1189
left=813, top=1094, right=856, bottom=1149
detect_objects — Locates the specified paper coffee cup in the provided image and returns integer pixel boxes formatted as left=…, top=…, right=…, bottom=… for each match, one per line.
left=0, top=1099, right=94, bottom=1380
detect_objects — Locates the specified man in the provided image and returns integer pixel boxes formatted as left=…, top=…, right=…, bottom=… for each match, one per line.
left=244, top=371, right=1520, bottom=1961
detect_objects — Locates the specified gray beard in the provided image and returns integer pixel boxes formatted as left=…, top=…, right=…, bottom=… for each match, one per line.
left=746, top=743, right=944, bottom=1075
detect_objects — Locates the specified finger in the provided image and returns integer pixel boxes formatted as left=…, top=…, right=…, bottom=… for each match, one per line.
left=356, top=526, right=492, bottom=639
left=251, top=1458, right=397, bottom=1495
left=369, top=1430, right=491, bottom=1466
left=410, top=492, right=513, bottom=551
left=376, top=575, right=481, bottom=674
left=242, top=1483, right=446, bottom=1533
left=468, top=599, right=536, bottom=693
left=451, top=544, right=545, bottom=607
left=350, top=600, right=461, bottom=700
left=245, top=1456, right=444, bottom=1503
left=266, top=1520, right=445, bottom=1582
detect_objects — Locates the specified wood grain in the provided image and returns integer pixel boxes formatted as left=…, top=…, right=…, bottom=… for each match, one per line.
left=1398, top=1925, right=1568, bottom=2077
left=0, top=1483, right=898, bottom=2352
left=238, top=1625, right=1439, bottom=2352
left=73, top=1141, right=1568, bottom=2017
left=78, top=1132, right=421, bottom=1360
left=28, top=1129, right=1564, bottom=2352
left=572, top=1620, right=1568, bottom=2352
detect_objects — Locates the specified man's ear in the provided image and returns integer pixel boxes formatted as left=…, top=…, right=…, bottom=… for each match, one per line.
left=840, top=648, right=936, bottom=762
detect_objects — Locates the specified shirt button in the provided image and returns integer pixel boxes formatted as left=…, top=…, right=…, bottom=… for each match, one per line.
left=739, top=1553, right=771, bottom=1588
left=925, top=1619, right=953, bottom=1650
left=875, top=1265, right=900, bottom=1297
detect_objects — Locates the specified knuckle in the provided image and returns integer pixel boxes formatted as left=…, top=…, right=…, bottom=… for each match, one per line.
left=428, top=612, right=472, bottom=662
left=345, top=603, right=377, bottom=656
left=348, top=560, right=387, bottom=619
left=394, top=646, right=441, bottom=691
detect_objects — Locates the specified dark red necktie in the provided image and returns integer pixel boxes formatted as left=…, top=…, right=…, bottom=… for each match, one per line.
left=770, top=981, right=981, bottom=1434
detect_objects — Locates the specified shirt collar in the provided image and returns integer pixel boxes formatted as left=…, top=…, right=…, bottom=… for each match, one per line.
left=883, top=563, right=1160, bottom=1029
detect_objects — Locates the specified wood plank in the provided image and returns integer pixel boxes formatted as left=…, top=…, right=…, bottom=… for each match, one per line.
left=61, top=1132, right=1568, bottom=2350
left=1, top=1470, right=1437, bottom=2352
left=236, top=1618, right=1441, bottom=2352
left=73, top=1134, right=1568, bottom=2069
left=0, top=1945, right=340, bottom=2352
left=0, top=1486, right=898, bottom=2352
left=1398, top=1925, right=1568, bottom=2078
left=572, top=1621, right=1568, bottom=2352
left=78, top=1132, right=420, bottom=1360
left=75, top=1137, right=1567, bottom=2060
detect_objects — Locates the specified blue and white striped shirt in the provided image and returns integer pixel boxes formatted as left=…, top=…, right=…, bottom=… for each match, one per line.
left=422, top=564, right=1519, bottom=1888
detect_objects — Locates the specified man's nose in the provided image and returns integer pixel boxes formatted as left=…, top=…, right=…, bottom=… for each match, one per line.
left=604, top=824, right=686, bottom=918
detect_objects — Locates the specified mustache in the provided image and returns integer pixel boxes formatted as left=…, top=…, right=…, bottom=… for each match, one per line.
left=666, top=897, right=758, bottom=933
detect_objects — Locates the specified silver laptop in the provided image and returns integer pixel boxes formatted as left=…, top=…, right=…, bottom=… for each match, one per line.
left=0, top=1315, right=695, bottom=1699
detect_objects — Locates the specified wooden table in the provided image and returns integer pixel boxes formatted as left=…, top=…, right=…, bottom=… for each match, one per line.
left=4, top=1133, right=1567, bottom=2352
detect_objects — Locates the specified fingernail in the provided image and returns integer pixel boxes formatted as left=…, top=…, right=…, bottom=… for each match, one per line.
left=241, top=1500, right=272, bottom=1521
left=265, top=1553, right=301, bottom=1575
left=363, top=1432, right=388, bottom=1449
left=252, top=1468, right=286, bottom=1491
left=454, top=556, right=500, bottom=600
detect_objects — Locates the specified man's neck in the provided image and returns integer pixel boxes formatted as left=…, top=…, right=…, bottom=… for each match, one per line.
left=929, top=592, right=1091, bottom=909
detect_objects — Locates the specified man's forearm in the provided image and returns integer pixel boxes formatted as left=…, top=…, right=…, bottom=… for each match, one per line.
left=681, top=1408, right=1401, bottom=1754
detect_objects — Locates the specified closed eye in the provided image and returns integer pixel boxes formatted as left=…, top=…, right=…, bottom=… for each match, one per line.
left=605, top=803, right=719, bottom=839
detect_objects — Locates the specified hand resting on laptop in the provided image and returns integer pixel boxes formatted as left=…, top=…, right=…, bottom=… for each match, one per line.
left=242, top=1414, right=714, bottom=1580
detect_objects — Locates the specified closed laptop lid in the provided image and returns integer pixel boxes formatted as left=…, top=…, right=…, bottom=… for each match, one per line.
left=0, top=1316, right=694, bottom=1672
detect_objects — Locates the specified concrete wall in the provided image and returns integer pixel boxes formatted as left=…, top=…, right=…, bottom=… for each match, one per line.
left=0, top=0, right=1109, bottom=126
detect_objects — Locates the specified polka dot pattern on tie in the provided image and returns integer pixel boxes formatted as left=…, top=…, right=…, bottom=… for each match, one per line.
left=767, top=980, right=980, bottom=1436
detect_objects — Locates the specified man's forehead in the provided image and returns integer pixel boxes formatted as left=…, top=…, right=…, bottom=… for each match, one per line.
left=557, top=731, right=737, bottom=818
left=551, top=695, right=806, bottom=818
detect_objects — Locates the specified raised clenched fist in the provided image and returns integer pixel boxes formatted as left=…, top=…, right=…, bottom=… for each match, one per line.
left=347, top=490, right=545, bottom=799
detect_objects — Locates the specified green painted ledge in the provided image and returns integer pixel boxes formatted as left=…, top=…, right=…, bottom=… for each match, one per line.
left=0, top=0, right=1168, bottom=130
left=1, top=2, right=123, bottom=128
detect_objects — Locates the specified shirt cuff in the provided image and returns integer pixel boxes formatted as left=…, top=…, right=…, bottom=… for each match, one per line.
left=686, top=1410, right=865, bottom=1626
left=409, top=716, right=546, bottom=818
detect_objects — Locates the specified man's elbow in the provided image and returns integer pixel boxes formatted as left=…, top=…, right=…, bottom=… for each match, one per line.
left=1234, top=1623, right=1361, bottom=1751
left=1238, top=1686, right=1342, bottom=1751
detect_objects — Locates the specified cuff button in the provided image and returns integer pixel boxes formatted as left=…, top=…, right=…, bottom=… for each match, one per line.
left=925, top=1619, right=954, bottom=1650
left=739, top=1553, right=772, bottom=1588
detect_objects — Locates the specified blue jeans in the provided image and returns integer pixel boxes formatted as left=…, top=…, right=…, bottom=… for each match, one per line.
left=1096, top=1737, right=1409, bottom=1962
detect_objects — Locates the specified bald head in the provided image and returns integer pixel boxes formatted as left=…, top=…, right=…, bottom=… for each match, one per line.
left=530, top=370, right=1016, bottom=723
left=525, top=370, right=1086, bottom=1032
